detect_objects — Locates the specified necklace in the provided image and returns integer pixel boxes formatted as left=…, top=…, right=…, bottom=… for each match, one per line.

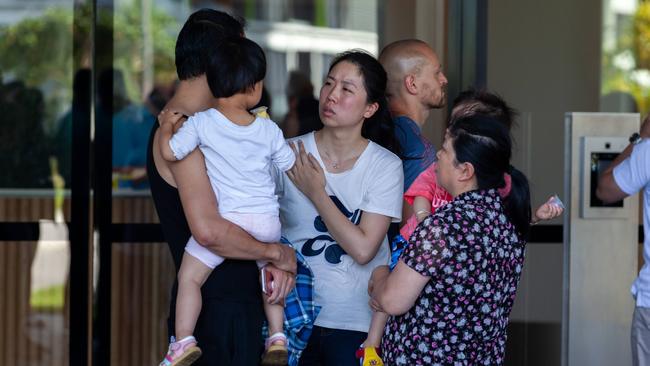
left=321, top=150, right=340, bottom=169
left=316, top=131, right=368, bottom=171
left=322, top=148, right=362, bottom=170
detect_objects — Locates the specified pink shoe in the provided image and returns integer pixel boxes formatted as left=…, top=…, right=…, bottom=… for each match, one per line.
left=159, top=336, right=202, bottom=366
left=261, top=332, right=288, bottom=366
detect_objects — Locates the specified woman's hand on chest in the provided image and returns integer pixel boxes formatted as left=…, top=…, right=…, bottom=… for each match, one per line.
left=286, top=140, right=327, bottom=202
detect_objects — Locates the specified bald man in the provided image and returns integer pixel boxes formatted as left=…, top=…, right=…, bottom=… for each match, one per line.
left=379, top=39, right=448, bottom=191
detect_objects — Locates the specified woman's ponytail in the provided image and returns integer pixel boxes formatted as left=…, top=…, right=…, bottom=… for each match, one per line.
left=505, top=166, right=531, bottom=239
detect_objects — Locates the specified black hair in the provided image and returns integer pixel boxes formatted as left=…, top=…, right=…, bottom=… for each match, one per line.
left=448, top=115, right=531, bottom=238
left=450, top=88, right=518, bottom=130
left=328, top=50, right=400, bottom=156
left=205, top=36, right=266, bottom=99
left=175, top=9, right=245, bottom=80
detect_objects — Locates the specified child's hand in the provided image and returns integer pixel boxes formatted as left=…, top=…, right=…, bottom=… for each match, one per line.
left=157, top=109, right=188, bottom=161
left=158, top=109, right=187, bottom=132
left=533, top=195, right=564, bottom=223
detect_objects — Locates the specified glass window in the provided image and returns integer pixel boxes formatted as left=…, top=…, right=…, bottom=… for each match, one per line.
left=0, top=1, right=76, bottom=364
left=601, top=0, right=650, bottom=114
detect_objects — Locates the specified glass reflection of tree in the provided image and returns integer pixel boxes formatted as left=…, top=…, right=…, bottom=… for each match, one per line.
left=0, top=4, right=177, bottom=188
left=602, top=2, right=650, bottom=115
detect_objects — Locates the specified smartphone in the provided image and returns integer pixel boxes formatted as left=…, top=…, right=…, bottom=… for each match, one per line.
left=261, top=267, right=274, bottom=296
left=550, top=194, right=565, bottom=210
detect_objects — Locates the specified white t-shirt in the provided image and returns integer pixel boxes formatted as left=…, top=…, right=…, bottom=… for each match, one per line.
left=275, top=132, right=404, bottom=332
left=614, top=139, right=650, bottom=307
left=170, top=108, right=295, bottom=215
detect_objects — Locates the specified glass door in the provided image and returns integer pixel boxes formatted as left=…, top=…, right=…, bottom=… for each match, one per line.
left=0, top=0, right=93, bottom=365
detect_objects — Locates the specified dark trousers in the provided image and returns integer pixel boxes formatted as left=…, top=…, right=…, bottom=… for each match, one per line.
left=298, top=326, right=367, bottom=366
left=168, top=298, right=264, bottom=366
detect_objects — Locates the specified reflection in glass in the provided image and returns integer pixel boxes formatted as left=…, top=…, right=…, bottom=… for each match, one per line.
left=601, top=0, right=650, bottom=114
left=111, top=242, right=174, bottom=365
left=0, top=210, right=71, bottom=365
left=0, top=1, right=75, bottom=364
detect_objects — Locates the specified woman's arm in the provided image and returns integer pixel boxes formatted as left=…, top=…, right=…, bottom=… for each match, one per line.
left=287, top=141, right=394, bottom=265
left=154, top=112, right=295, bottom=272
left=308, top=191, right=391, bottom=264
left=151, top=114, right=297, bottom=278
left=169, top=148, right=296, bottom=273
left=369, top=262, right=429, bottom=315
left=167, top=148, right=296, bottom=303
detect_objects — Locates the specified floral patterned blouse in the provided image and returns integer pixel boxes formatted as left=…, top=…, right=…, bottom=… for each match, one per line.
left=381, top=189, right=526, bottom=365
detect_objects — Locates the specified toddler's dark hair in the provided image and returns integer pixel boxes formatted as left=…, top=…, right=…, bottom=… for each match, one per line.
left=205, top=36, right=266, bottom=98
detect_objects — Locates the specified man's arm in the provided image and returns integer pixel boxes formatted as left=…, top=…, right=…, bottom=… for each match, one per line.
left=596, top=145, right=631, bottom=203
left=596, top=114, right=650, bottom=203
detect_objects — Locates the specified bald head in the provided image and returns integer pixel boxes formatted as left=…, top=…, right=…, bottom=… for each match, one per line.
left=379, top=39, right=448, bottom=118
left=379, top=40, right=439, bottom=97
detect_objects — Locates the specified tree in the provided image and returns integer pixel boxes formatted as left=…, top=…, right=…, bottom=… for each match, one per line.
left=0, top=3, right=177, bottom=133
left=602, top=1, right=650, bottom=115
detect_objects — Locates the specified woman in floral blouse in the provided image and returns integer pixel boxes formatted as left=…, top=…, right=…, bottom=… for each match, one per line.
left=369, top=115, right=531, bottom=365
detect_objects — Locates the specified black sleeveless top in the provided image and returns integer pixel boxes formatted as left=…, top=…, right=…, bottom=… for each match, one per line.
left=146, top=122, right=261, bottom=303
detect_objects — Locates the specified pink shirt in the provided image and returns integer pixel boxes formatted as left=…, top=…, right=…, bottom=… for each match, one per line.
left=400, top=162, right=512, bottom=239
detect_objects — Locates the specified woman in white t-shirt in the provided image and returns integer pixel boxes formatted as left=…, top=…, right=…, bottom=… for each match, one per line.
left=275, top=50, right=404, bottom=365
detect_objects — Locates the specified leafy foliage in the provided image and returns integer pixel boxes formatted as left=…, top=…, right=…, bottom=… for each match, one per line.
left=603, top=1, right=650, bottom=115
left=634, top=2, right=650, bottom=70
left=0, top=4, right=176, bottom=131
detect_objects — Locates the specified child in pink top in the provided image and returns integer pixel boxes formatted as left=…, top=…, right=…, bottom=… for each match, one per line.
left=400, top=163, right=512, bottom=240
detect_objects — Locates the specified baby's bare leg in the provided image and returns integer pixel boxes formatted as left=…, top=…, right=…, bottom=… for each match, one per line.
left=175, top=252, right=213, bottom=339
left=263, top=292, right=285, bottom=336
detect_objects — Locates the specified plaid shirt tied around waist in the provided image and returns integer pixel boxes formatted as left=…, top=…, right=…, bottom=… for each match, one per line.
left=263, top=237, right=320, bottom=366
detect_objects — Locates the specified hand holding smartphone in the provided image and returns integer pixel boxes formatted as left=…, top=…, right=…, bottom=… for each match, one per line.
left=261, top=266, right=275, bottom=296
left=550, top=194, right=565, bottom=209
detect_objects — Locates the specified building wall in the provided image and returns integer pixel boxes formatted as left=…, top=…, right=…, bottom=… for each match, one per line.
left=487, top=1, right=602, bottom=364
left=487, top=0, right=602, bottom=214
